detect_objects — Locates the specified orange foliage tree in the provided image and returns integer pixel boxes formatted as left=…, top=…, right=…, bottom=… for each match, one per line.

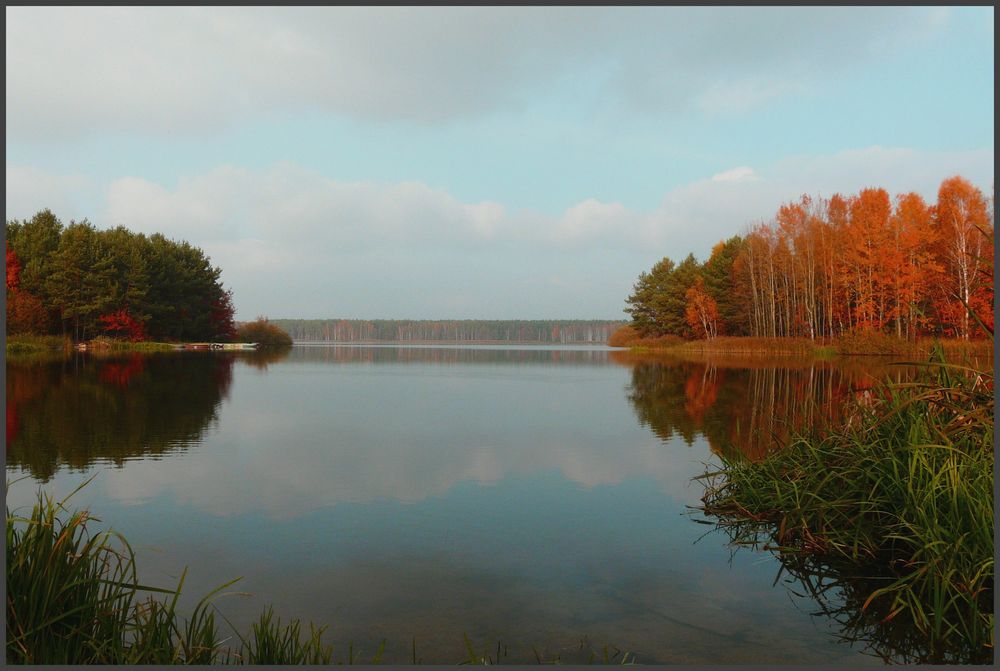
left=685, top=278, right=719, bottom=339
left=933, top=176, right=992, bottom=338
left=627, top=175, right=993, bottom=342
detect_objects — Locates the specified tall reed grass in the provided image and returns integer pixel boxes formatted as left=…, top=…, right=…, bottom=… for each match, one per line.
left=6, top=481, right=633, bottom=664
left=698, top=345, right=993, bottom=662
left=5, top=334, right=72, bottom=356
left=6, top=481, right=336, bottom=664
left=611, top=331, right=993, bottom=359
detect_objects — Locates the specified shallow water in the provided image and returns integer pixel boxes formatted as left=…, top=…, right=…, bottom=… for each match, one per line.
left=6, top=344, right=924, bottom=663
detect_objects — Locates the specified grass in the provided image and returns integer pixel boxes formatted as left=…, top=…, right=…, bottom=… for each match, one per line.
left=613, top=331, right=993, bottom=360
left=85, top=336, right=177, bottom=352
left=5, top=334, right=72, bottom=356
left=5, top=479, right=343, bottom=665
left=6, top=481, right=633, bottom=664
left=697, top=345, right=994, bottom=662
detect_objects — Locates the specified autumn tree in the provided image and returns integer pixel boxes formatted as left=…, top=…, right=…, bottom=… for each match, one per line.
left=933, top=176, right=992, bottom=338
left=624, top=176, right=993, bottom=343
left=685, top=278, right=719, bottom=339
left=237, top=317, right=292, bottom=347
left=701, top=236, right=747, bottom=335
left=6, top=241, right=22, bottom=291
left=6, top=210, right=237, bottom=342
left=889, top=193, right=939, bottom=339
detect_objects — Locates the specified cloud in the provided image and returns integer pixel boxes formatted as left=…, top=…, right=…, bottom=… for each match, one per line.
left=711, top=166, right=757, bottom=183
left=5, top=166, right=93, bottom=223
left=5, top=145, right=992, bottom=320
left=6, top=7, right=952, bottom=140
left=105, top=164, right=510, bottom=253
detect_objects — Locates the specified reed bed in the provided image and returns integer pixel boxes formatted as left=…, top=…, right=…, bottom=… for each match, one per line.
left=5, top=334, right=72, bottom=356
left=613, top=332, right=993, bottom=359
left=6, top=483, right=631, bottom=664
left=6, top=482, right=341, bottom=665
left=698, top=345, right=994, bottom=662
left=86, top=336, right=177, bottom=352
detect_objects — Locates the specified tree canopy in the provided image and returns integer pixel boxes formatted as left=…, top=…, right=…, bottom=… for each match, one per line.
left=6, top=210, right=236, bottom=342
left=625, top=176, right=994, bottom=340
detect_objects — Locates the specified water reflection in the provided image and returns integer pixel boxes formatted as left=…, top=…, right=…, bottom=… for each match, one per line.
left=757, top=545, right=991, bottom=664
left=7, top=346, right=914, bottom=505
left=615, top=351, right=907, bottom=461
left=289, top=344, right=613, bottom=366
left=6, top=344, right=943, bottom=664
left=6, top=353, right=236, bottom=481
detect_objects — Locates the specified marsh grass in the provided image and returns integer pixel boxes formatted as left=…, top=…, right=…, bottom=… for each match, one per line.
left=5, top=478, right=233, bottom=664
left=86, top=336, right=177, bottom=352
left=618, top=333, right=992, bottom=360
left=698, top=345, right=994, bottom=662
left=4, top=480, right=345, bottom=665
left=7, top=481, right=633, bottom=664
left=5, top=334, right=72, bottom=356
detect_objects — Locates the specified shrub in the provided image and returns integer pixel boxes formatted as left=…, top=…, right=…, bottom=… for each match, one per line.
left=607, top=324, right=640, bottom=347
left=236, top=317, right=293, bottom=347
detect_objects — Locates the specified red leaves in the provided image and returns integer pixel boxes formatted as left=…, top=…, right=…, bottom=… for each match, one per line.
left=98, top=355, right=147, bottom=387
left=98, top=308, right=147, bottom=342
left=6, top=290, right=49, bottom=335
left=210, top=289, right=237, bottom=341
left=6, top=242, right=22, bottom=291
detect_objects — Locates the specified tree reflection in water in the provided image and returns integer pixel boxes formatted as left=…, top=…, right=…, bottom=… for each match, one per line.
left=6, top=352, right=238, bottom=481
left=616, top=351, right=990, bottom=664
left=614, top=351, right=904, bottom=461
left=728, top=535, right=992, bottom=664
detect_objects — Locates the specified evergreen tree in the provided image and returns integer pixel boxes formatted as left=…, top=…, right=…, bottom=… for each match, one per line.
left=625, top=257, right=675, bottom=336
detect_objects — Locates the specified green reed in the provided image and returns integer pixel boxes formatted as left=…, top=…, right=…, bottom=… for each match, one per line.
left=5, top=334, right=72, bottom=356
left=698, top=344, right=993, bottom=660
left=7, top=482, right=632, bottom=664
left=4, top=481, right=334, bottom=665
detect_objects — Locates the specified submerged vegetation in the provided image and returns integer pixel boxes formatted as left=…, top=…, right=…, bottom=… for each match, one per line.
left=698, top=347, right=994, bottom=663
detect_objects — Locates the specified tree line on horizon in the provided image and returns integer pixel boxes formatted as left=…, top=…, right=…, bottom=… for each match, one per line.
left=272, top=319, right=625, bottom=343
left=6, top=210, right=236, bottom=342
left=626, top=175, right=994, bottom=341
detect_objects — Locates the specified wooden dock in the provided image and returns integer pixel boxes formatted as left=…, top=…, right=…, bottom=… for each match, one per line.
left=178, top=342, right=259, bottom=350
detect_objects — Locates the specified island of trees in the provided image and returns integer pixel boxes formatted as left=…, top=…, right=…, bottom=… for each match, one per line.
left=6, top=210, right=236, bottom=343
left=621, top=176, right=993, bottom=344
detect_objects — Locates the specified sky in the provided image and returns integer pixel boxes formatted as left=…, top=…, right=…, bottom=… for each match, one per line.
left=5, top=6, right=994, bottom=321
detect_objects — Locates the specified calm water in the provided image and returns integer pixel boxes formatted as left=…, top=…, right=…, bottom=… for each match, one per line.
left=6, top=344, right=926, bottom=663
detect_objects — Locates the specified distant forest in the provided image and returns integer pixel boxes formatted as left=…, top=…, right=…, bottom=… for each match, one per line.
left=271, top=319, right=626, bottom=343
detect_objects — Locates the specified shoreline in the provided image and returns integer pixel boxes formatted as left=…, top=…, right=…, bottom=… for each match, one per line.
left=616, top=334, right=993, bottom=358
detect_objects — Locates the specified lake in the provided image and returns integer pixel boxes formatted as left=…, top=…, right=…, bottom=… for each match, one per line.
left=6, top=344, right=927, bottom=663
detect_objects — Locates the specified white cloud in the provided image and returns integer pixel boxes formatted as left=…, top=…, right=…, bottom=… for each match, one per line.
left=711, top=166, right=757, bottom=183
left=5, top=166, right=92, bottom=222
left=6, top=7, right=952, bottom=140
left=4, top=145, right=992, bottom=320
